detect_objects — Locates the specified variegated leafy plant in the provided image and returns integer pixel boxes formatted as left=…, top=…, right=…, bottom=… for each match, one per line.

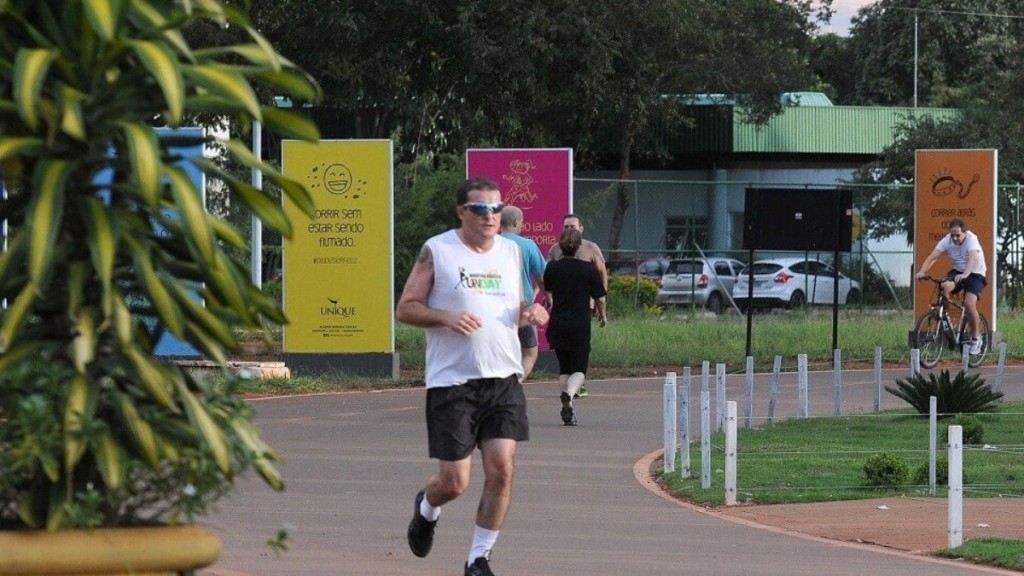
left=0, top=0, right=321, bottom=529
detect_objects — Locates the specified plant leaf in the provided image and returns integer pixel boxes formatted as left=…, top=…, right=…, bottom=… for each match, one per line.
left=260, top=106, right=320, bottom=142
left=0, top=283, right=37, bottom=352
left=94, top=428, right=126, bottom=490
left=63, top=373, right=95, bottom=471
left=128, top=39, right=184, bottom=125
left=71, top=307, right=96, bottom=373
left=193, top=156, right=291, bottom=235
left=126, top=348, right=177, bottom=410
left=118, top=122, right=162, bottom=207
left=255, top=68, right=321, bottom=104
left=0, top=137, right=45, bottom=159
left=57, top=84, right=87, bottom=141
left=125, top=237, right=185, bottom=338
left=166, top=165, right=216, bottom=268
left=116, top=392, right=161, bottom=469
left=27, top=158, right=71, bottom=286
left=175, top=379, right=231, bottom=474
left=182, top=64, right=260, bottom=119
left=83, top=0, right=126, bottom=41
left=82, top=197, right=117, bottom=320
left=13, top=48, right=57, bottom=130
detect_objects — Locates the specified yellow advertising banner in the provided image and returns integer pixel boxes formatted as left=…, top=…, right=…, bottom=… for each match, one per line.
left=913, top=149, right=997, bottom=330
left=281, top=140, right=394, bottom=353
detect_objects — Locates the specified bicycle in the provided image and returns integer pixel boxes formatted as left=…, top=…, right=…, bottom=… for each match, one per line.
left=913, top=276, right=990, bottom=368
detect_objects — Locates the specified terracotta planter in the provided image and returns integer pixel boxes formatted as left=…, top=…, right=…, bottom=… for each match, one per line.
left=0, top=525, right=220, bottom=575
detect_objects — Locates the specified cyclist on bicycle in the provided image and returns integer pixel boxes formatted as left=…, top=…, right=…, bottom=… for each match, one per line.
left=915, top=218, right=987, bottom=354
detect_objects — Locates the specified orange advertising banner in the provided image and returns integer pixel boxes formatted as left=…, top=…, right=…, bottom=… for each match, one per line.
left=913, top=149, right=997, bottom=330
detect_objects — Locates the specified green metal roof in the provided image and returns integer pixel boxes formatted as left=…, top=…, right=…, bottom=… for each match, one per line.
left=733, top=106, right=962, bottom=154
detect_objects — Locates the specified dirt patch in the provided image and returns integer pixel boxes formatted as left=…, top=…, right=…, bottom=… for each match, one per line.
left=641, top=453, right=1024, bottom=556
left=714, top=496, right=1024, bottom=553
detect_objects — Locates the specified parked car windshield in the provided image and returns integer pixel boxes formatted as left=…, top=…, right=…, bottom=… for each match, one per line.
left=741, top=262, right=783, bottom=275
left=665, top=261, right=703, bottom=275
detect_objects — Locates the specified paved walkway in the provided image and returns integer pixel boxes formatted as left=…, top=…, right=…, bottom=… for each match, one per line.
left=202, top=364, right=1023, bottom=575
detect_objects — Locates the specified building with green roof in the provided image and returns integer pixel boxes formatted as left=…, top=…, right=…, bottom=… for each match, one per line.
left=577, top=99, right=961, bottom=257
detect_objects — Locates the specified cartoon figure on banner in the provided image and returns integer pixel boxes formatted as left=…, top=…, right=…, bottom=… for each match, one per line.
left=308, top=162, right=367, bottom=199
left=930, top=168, right=980, bottom=200
left=502, top=159, right=537, bottom=205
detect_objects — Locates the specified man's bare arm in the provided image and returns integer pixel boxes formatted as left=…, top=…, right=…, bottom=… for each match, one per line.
left=396, top=245, right=444, bottom=328
left=396, top=245, right=483, bottom=334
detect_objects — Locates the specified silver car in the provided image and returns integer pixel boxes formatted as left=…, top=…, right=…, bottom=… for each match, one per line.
left=657, top=258, right=745, bottom=313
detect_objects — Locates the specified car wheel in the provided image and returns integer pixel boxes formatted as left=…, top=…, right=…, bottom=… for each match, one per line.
left=787, top=290, right=806, bottom=309
left=705, top=292, right=724, bottom=314
left=846, top=288, right=861, bottom=304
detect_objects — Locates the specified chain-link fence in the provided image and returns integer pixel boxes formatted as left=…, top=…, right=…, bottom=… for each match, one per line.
left=574, top=179, right=1023, bottom=311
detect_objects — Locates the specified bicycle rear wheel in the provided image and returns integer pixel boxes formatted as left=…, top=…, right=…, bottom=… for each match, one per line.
left=913, top=311, right=943, bottom=368
left=958, top=313, right=992, bottom=368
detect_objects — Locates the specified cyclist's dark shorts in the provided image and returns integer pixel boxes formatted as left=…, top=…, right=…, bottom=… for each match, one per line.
left=517, top=325, right=538, bottom=348
left=425, top=375, right=529, bottom=461
left=944, top=270, right=987, bottom=297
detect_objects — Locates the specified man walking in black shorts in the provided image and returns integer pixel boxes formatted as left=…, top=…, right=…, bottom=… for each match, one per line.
left=396, top=177, right=549, bottom=575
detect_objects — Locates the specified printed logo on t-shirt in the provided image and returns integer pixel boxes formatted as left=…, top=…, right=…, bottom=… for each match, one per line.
left=456, top=267, right=508, bottom=296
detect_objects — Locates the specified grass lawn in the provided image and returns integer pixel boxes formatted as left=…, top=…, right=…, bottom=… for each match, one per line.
left=658, top=400, right=1024, bottom=572
left=660, top=402, right=1024, bottom=507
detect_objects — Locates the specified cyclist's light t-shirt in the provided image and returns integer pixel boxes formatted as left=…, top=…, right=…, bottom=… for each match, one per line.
left=937, top=231, right=987, bottom=277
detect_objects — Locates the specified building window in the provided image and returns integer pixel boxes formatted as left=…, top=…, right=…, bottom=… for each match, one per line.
left=664, top=216, right=709, bottom=253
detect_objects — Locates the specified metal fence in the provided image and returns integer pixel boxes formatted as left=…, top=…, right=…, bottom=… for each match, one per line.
left=574, top=179, right=1023, bottom=311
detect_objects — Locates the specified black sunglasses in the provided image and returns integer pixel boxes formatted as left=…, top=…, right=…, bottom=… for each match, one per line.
left=461, top=202, right=504, bottom=216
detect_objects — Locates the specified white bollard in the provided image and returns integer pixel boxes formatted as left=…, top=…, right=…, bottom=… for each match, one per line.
left=743, top=356, right=754, bottom=429
left=663, top=372, right=677, bottom=474
left=833, top=348, right=842, bottom=416
left=680, top=367, right=692, bottom=479
left=910, top=348, right=920, bottom=376
left=701, top=390, right=711, bottom=489
left=929, top=396, right=937, bottom=496
left=716, top=363, right=726, bottom=431
left=995, top=342, right=1007, bottom=393
left=725, top=401, right=737, bottom=505
left=768, top=355, right=781, bottom=424
left=798, top=353, right=808, bottom=418
left=948, top=425, right=963, bottom=548
left=873, top=346, right=882, bottom=412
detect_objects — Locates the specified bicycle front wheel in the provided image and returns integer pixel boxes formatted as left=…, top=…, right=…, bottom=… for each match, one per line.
left=959, top=313, right=992, bottom=368
left=914, top=311, right=944, bottom=369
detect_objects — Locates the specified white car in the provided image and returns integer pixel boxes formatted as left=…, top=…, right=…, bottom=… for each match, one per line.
left=657, top=258, right=745, bottom=313
left=732, top=257, right=861, bottom=309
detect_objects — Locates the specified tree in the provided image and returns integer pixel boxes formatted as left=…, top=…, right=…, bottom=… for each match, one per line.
left=589, top=0, right=829, bottom=250
left=850, top=42, right=1024, bottom=306
left=847, top=0, right=1022, bottom=106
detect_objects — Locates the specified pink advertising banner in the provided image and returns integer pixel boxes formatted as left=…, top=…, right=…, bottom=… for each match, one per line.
left=465, top=148, right=572, bottom=258
left=466, top=148, right=573, bottom=351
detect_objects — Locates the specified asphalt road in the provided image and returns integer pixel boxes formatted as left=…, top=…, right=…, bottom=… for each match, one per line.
left=202, top=363, right=1023, bottom=575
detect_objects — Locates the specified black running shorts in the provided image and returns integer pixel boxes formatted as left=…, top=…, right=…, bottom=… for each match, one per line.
left=425, top=375, right=529, bottom=461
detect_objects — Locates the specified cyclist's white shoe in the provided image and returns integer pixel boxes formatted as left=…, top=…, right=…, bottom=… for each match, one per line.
left=969, top=337, right=983, bottom=355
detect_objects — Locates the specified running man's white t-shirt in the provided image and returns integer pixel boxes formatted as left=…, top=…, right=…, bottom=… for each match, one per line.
left=424, top=230, right=523, bottom=388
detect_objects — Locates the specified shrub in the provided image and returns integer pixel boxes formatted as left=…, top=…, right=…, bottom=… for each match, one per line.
left=863, top=453, right=910, bottom=489
left=884, top=370, right=1003, bottom=416
left=947, top=414, right=985, bottom=445
left=607, top=275, right=660, bottom=317
left=913, top=458, right=950, bottom=486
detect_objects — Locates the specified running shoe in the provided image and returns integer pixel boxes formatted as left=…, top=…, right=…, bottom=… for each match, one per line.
left=574, top=385, right=589, bottom=398
left=407, top=490, right=437, bottom=557
left=969, top=337, right=983, bottom=355
left=560, top=392, right=577, bottom=426
left=465, top=554, right=495, bottom=576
